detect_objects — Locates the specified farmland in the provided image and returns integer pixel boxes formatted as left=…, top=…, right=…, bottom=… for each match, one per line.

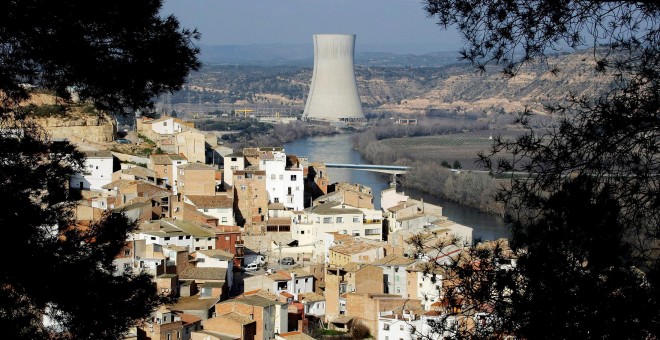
left=376, top=129, right=527, bottom=171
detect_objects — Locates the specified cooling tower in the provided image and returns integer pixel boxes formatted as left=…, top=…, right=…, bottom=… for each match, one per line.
left=303, top=34, right=365, bottom=122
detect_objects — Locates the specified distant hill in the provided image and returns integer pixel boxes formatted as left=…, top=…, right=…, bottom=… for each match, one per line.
left=170, top=48, right=612, bottom=124
left=198, top=43, right=463, bottom=67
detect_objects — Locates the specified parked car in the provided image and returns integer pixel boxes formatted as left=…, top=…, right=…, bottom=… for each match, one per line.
left=116, top=138, right=131, bottom=144
left=243, top=263, right=259, bottom=272
left=281, top=257, right=295, bottom=266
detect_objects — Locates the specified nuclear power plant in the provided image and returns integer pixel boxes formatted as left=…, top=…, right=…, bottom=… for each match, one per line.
left=302, top=34, right=365, bottom=123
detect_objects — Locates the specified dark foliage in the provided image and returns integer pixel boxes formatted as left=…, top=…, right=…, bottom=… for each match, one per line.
left=0, top=0, right=200, bottom=115
left=0, top=1, right=199, bottom=338
left=421, top=0, right=660, bottom=338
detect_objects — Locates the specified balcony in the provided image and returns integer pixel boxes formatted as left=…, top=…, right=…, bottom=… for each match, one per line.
left=234, top=240, right=245, bottom=247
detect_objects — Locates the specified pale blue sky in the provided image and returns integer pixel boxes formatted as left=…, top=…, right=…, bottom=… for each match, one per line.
left=160, top=0, right=463, bottom=54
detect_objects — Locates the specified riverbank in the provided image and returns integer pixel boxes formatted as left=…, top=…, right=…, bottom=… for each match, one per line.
left=350, top=120, right=509, bottom=216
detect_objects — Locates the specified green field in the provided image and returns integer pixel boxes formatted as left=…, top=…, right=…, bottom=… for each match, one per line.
left=379, top=129, right=526, bottom=170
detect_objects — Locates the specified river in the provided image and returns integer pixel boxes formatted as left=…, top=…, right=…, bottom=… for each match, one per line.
left=284, top=133, right=511, bottom=241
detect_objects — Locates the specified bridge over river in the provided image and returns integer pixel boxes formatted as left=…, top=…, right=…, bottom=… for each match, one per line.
left=323, top=163, right=411, bottom=186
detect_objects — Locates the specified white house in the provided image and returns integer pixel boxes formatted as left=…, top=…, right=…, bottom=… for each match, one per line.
left=407, top=262, right=442, bottom=310
left=299, top=292, right=326, bottom=318
left=291, top=201, right=383, bottom=245
left=379, top=313, right=419, bottom=340
left=133, top=219, right=217, bottom=252
left=259, top=150, right=304, bottom=210
left=150, top=116, right=186, bottom=135
left=70, top=150, right=115, bottom=191
left=184, top=194, right=236, bottom=226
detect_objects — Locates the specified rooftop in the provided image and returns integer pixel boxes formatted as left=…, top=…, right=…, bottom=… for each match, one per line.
left=371, top=254, right=416, bottom=267
left=329, top=240, right=382, bottom=255
left=186, top=195, right=233, bottom=209
left=307, top=201, right=363, bottom=215
left=179, top=267, right=227, bottom=281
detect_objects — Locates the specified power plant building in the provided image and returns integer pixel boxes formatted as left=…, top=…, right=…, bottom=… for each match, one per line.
left=302, top=34, right=365, bottom=123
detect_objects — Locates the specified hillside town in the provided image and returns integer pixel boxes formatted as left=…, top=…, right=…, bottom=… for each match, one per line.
left=65, top=114, right=514, bottom=340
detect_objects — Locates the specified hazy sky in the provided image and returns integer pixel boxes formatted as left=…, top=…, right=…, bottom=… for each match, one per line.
left=160, top=0, right=464, bottom=54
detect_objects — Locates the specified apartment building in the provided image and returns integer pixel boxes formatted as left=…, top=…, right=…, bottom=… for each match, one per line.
left=258, top=150, right=305, bottom=210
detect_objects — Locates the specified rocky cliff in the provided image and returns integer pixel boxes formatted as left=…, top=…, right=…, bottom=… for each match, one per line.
left=25, top=93, right=117, bottom=143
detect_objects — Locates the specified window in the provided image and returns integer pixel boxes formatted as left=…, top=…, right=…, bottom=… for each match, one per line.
left=237, top=176, right=242, bottom=179
left=124, top=263, right=131, bottom=270
left=383, top=324, right=390, bottom=330
left=279, top=174, right=283, bottom=180
left=203, top=208, right=209, bottom=212
left=271, top=174, right=276, bottom=179
left=323, top=217, right=332, bottom=224
left=291, top=175, right=297, bottom=181
left=166, top=334, right=171, bottom=340
left=240, top=185, right=247, bottom=191
left=353, top=216, right=360, bottom=223
left=400, top=325, right=404, bottom=331
left=124, top=249, right=131, bottom=256
left=164, top=237, right=170, bottom=240
left=222, top=217, right=227, bottom=223
left=178, top=236, right=183, bottom=240
left=336, top=217, right=343, bottom=223
left=225, top=236, right=230, bottom=241
left=231, top=157, right=237, bottom=161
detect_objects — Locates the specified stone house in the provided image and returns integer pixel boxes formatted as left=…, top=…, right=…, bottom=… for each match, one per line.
left=214, top=290, right=289, bottom=340
left=184, top=194, right=235, bottom=226
left=176, top=130, right=206, bottom=164
left=176, top=163, right=217, bottom=196
left=139, top=306, right=203, bottom=340
left=325, top=263, right=384, bottom=322
left=149, top=153, right=188, bottom=192
left=199, top=312, right=255, bottom=340
left=233, top=169, right=268, bottom=232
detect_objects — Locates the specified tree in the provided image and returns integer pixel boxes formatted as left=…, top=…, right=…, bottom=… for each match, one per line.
left=420, top=0, right=660, bottom=338
left=0, top=1, right=200, bottom=339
